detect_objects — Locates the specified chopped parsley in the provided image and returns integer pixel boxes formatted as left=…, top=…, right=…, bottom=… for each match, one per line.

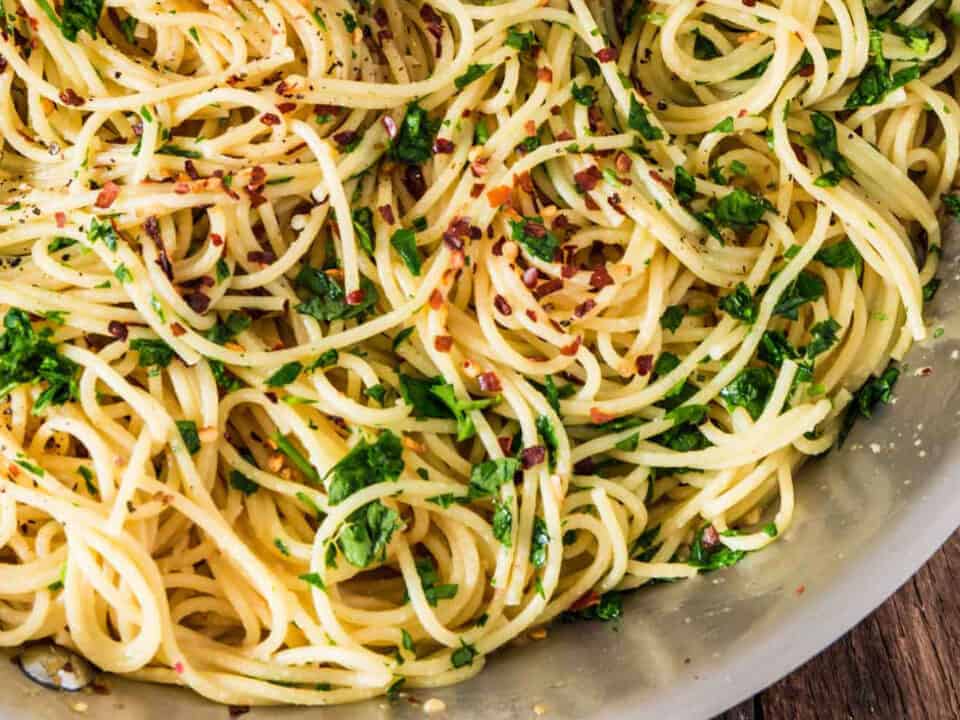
left=627, top=95, right=663, bottom=141
left=838, top=363, right=899, bottom=445
left=324, top=430, right=404, bottom=504
left=719, top=367, right=776, bottom=420
left=295, top=266, right=378, bottom=322
left=718, top=282, right=758, bottom=324
left=388, top=102, right=440, bottom=166
left=468, top=457, right=519, bottom=499
left=176, top=420, right=201, bottom=454
left=509, top=216, right=559, bottom=262
left=391, top=228, right=421, bottom=276
left=455, top=63, right=492, bottom=90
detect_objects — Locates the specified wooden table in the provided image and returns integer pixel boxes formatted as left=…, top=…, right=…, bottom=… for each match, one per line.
left=717, top=531, right=960, bottom=720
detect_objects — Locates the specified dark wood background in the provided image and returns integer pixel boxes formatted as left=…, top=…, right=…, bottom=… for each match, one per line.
left=716, top=531, right=960, bottom=720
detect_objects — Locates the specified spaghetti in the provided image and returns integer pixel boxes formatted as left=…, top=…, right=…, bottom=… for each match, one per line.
left=0, top=0, right=955, bottom=706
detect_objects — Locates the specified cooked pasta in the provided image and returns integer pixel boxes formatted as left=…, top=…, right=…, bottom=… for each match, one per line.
left=0, top=0, right=955, bottom=706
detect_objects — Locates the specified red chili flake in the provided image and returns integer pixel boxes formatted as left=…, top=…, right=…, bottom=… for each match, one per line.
left=0, top=56, right=7, bottom=73
left=574, top=165, right=602, bottom=193
left=382, top=115, right=398, bottom=140
left=107, top=321, right=128, bottom=341
left=615, top=152, right=632, bottom=173
left=184, top=292, right=210, bottom=314
left=434, top=335, right=453, bottom=352
left=522, top=267, right=539, bottom=288
left=574, top=299, right=596, bottom=318
left=561, top=336, right=581, bottom=356
left=143, top=216, right=161, bottom=243
left=477, top=372, right=501, bottom=392
left=94, top=181, right=120, bottom=208
left=346, top=289, right=366, bottom=305
left=470, top=183, right=486, bottom=198
left=791, top=142, right=808, bottom=165
left=471, top=157, right=490, bottom=178
left=515, top=171, right=534, bottom=193
left=250, top=166, right=266, bottom=186
left=702, top=525, right=720, bottom=547
left=574, top=457, right=595, bottom=474
left=403, top=165, right=426, bottom=199
left=228, top=707, right=250, bottom=718
left=174, top=182, right=191, bottom=195
left=498, top=436, right=513, bottom=455
left=174, top=662, right=184, bottom=674
left=536, top=67, right=553, bottom=83
left=433, top=137, right=454, bottom=154
left=378, top=204, right=395, bottom=224
left=550, top=105, right=562, bottom=116
left=54, top=211, right=66, bottom=228
left=742, top=0, right=756, bottom=6
left=569, top=591, right=601, bottom=612
left=584, top=195, right=600, bottom=211
left=247, top=250, right=275, bottom=265
left=333, top=130, right=358, bottom=147
left=595, top=47, right=617, bottom=63
left=589, top=407, right=614, bottom=424
left=796, top=584, right=806, bottom=596
left=649, top=169, right=672, bottom=191
left=590, top=266, right=614, bottom=289
left=276, top=80, right=294, bottom=96
left=429, top=289, right=444, bottom=309
left=155, top=244, right=174, bottom=280
left=374, top=7, right=388, bottom=26
left=738, top=108, right=748, bottom=118
left=556, top=130, right=574, bottom=142
left=561, top=264, right=576, bottom=279
left=533, top=278, right=563, bottom=299
left=486, top=185, right=511, bottom=207
left=635, top=354, right=653, bottom=375
left=277, top=102, right=297, bottom=113
left=420, top=3, right=442, bottom=24
left=492, top=238, right=505, bottom=256
left=209, top=233, right=223, bottom=246
left=59, top=88, right=84, bottom=106
left=520, top=445, right=546, bottom=469
left=260, top=113, right=281, bottom=126
left=180, top=275, right=214, bottom=289
left=493, top=294, right=512, bottom=315
left=525, top=309, right=537, bottom=322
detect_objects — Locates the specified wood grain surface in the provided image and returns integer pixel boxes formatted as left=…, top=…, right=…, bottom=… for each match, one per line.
left=716, top=530, right=960, bottom=720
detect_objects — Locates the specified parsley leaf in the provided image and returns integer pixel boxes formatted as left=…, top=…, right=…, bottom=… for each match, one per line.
left=718, top=282, right=758, bottom=324
left=176, top=420, right=201, bottom=454
left=352, top=207, right=375, bottom=254
left=506, top=28, right=538, bottom=51
left=337, top=500, right=401, bottom=568
left=628, top=95, right=663, bottom=141
left=660, top=305, right=685, bottom=332
left=455, top=63, right=492, bottom=90
left=391, top=228, right=421, bottom=276
left=60, top=0, right=104, bottom=41
left=719, top=366, right=776, bottom=420
left=529, top=516, right=549, bottom=568
left=468, top=458, right=519, bottom=499
left=325, top=430, right=404, bottom=505
left=229, top=469, right=258, bottom=495
left=266, top=361, right=303, bottom=387
left=0, top=309, right=79, bottom=413
left=414, top=556, right=458, bottom=606
left=295, top=267, right=378, bottom=322
left=130, top=338, right=174, bottom=370
left=689, top=525, right=746, bottom=571
left=509, top=216, right=558, bottom=262
left=838, top=363, right=899, bottom=445
left=492, top=501, right=512, bottom=546
left=389, top=102, right=440, bottom=166
left=674, top=167, right=696, bottom=204
left=773, top=271, right=825, bottom=319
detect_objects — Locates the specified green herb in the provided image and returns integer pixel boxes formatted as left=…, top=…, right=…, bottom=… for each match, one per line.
left=310, top=7, right=326, bottom=29
left=215, top=258, right=230, bottom=283
left=729, top=160, right=748, bottom=177
left=451, top=640, right=478, bottom=668
left=838, top=363, right=899, bottom=445
left=176, top=420, right=201, bottom=453
left=562, top=591, right=623, bottom=622
left=364, top=384, right=386, bottom=405
left=392, top=327, right=414, bottom=350
left=309, top=349, right=339, bottom=370
left=474, top=118, right=490, bottom=145
left=205, top=312, right=250, bottom=345
left=337, top=500, right=401, bottom=568
left=711, top=116, right=734, bottom=133
left=130, top=338, right=174, bottom=370
left=689, top=525, right=746, bottom=571
left=391, top=228, right=421, bottom=276
left=351, top=207, right=374, bottom=254
left=209, top=359, right=243, bottom=392
left=341, top=11, right=356, bottom=31
left=628, top=95, right=663, bottom=141
left=87, top=217, right=119, bottom=251
left=773, top=271, right=825, bottom=319
left=156, top=144, right=202, bottom=159
left=265, top=361, right=303, bottom=387
left=674, top=167, right=696, bottom=204
left=469, top=457, right=519, bottom=499
left=806, top=112, right=853, bottom=186
left=923, top=278, right=941, bottom=303
left=505, top=28, right=537, bottom=51
left=736, top=56, right=772, bottom=80
left=807, top=318, right=841, bottom=357
left=16, top=459, right=44, bottom=476
left=692, top=28, right=721, bottom=59
left=430, top=383, right=499, bottom=441
left=325, top=430, right=404, bottom=504
left=455, top=63, right=492, bottom=90
left=48, top=237, right=77, bottom=253
left=414, top=556, right=458, bottom=606
left=60, top=0, right=104, bottom=41
left=492, top=501, right=512, bottom=546
left=714, top=188, right=774, bottom=230
left=719, top=367, right=776, bottom=420
left=78, top=465, right=97, bottom=495
left=295, top=267, right=378, bottom=322
left=386, top=677, right=405, bottom=700
left=571, top=83, right=596, bottom=106
left=427, top=493, right=468, bottom=508
left=188, top=26, right=199, bottom=41
left=846, top=29, right=919, bottom=109
left=529, top=516, right=549, bottom=568
left=387, top=103, right=440, bottom=166
left=296, top=491, right=324, bottom=519
left=536, top=415, right=558, bottom=470
left=762, top=522, right=778, bottom=537
left=509, top=216, right=558, bottom=262
left=660, top=305, right=685, bottom=333
left=299, top=572, right=326, bottom=591
left=718, top=282, right=758, bottom=324
left=615, top=433, right=639, bottom=451
left=229, top=469, right=258, bottom=495
left=943, top=194, right=960, bottom=217
left=815, top=239, right=862, bottom=274
left=273, top=432, right=321, bottom=483
left=274, top=538, right=291, bottom=556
